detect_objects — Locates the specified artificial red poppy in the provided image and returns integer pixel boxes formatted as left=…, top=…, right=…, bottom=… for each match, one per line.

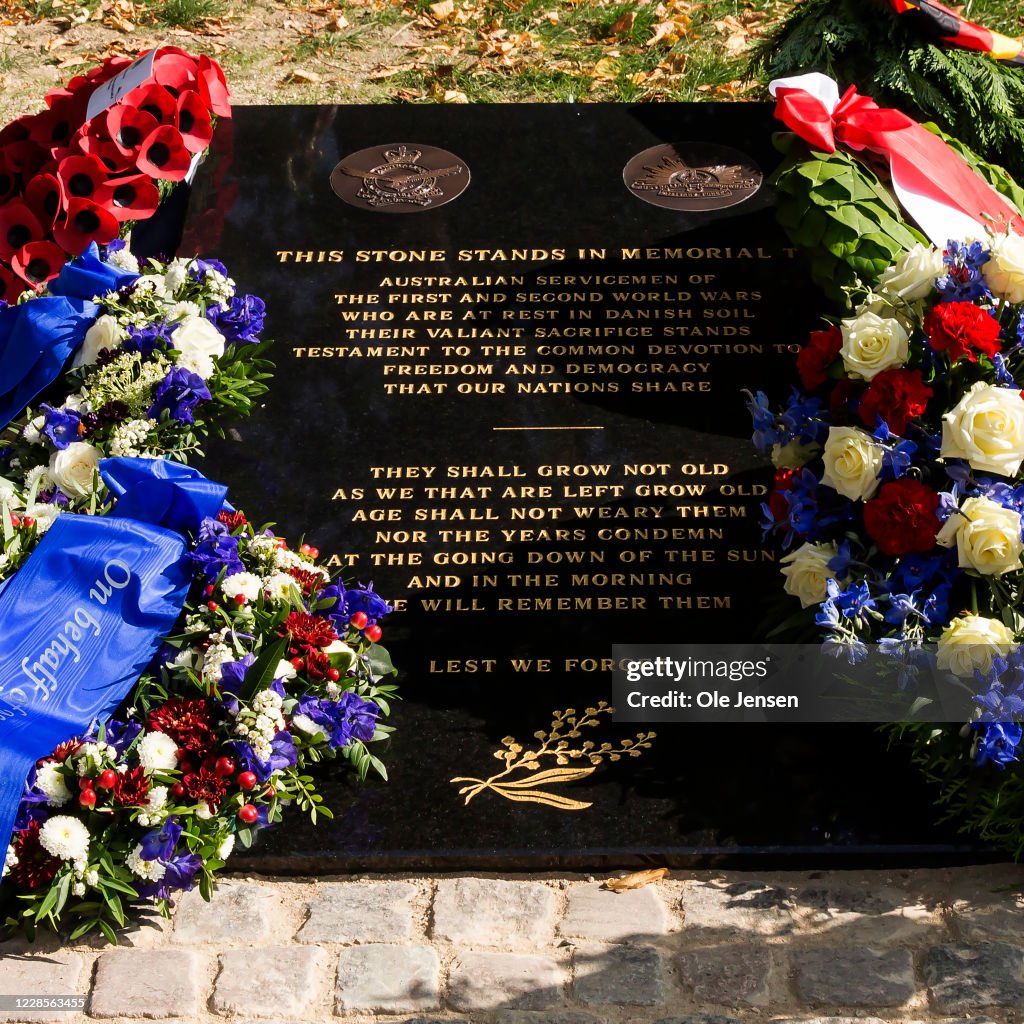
left=122, top=83, right=176, bottom=126
left=0, top=202, right=43, bottom=261
left=135, top=124, right=191, bottom=181
left=24, top=173, right=62, bottom=229
left=0, top=116, right=32, bottom=149
left=153, top=51, right=198, bottom=96
left=1, top=138, right=46, bottom=178
left=11, top=240, right=67, bottom=288
left=73, top=134, right=134, bottom=174
left=175, top=91, right=213, bottom=154
left=99, top=173, right=160, bottom=223
left=197, top=55, right=231, bottom=118
left=106, top=104, right=159, bottom=159
left=28, top=105, right=76, bottom=151
left=87, top=55, right=133, bottom=88
left=52, top=197, right=119, bottom=255
left=0, top=265, right=21, bottom=303
left=0, top=152, right=17, bottom=204
left=57, top=154, right=110, bottom=205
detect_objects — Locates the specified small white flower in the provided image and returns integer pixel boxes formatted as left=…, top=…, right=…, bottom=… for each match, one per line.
left=84, top=868, right=99, bottom=886
left=217, top=834, right=235, bottom=861
left=39, top=816, right=90, bottom=862
left=162, top=260, right=189, bottom=295
left=74, top=743, right=103, bottom=775
left=137, top=732, right=179, bottom=772
left=35, top=761, right=72, bottom=806
left=24, top=502, right=61, bottom=534
left=166, top=299, right=201, bottom=322
left=73, top=882, right=86, bottom=897
left=107, top=247, right=139, bottom=273
left=22, top=416, right=44, bottom=445
left=263, top=572, right=299, bottom=603
left=291, top=714, right=323, bottom=737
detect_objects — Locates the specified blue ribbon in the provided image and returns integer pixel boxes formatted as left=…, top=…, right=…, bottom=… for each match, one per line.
left=0, top=457, right=226, bottom=853
left=0, top=243, right=139, bottom=432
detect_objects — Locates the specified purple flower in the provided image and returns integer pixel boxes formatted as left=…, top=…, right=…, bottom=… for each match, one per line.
left=189, top=257, right=229, bottom=281
left=974, top=722, right=1023, bottom=768
left=122, top=321, right=175, bottom=359
left=294, top=692, right=379, bottom=749
left=102, top=719, right=143, bottom=755
left=135, top=849, right=203, bottom=901
left=344, top=584, right=392, bottom=626
left=148, top=367, right=211, bottom=424
left=229, top=731, right=298, bottom=783
left=139, top=820, right=183, bottom=862
left=40, top=404, right=82, bottom=449
left=207, top=294, right=265, bottom=344
left=191, top=517, right=245, bottom=581
left=218, top=654, right=256, bottom=714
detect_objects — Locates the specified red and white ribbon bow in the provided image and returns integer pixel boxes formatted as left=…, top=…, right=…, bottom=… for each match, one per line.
left=768, top=72, right=1024, bottom=245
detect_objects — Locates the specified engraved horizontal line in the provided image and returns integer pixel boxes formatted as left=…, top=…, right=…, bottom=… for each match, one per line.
left=492, top=426, right=605, bottom=431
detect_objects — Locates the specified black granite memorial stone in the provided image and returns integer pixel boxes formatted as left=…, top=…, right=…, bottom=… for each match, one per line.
left=181, top=104, right=988, bottom=868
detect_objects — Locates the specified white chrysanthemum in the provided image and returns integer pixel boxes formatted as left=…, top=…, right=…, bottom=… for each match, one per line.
left=126, top=846, right=166, bottom=881
left=221, top=571, right=261, bottom=602
left=107, top=247, right=140, bottom=273
left=24, top=503, right=61, bottom=534
left=35, top=761, right=72, bottom=806
left=161, top=260, right=189, bottom=296
left=263, top=572, right=298, bottom=603
left=74, top=743, right=103, bottom=775
left=217, top=834, right=235, bottom=861
left=24, top=464, right=53, bottom=494
left=3, top=844, right=18, bottom=879
left=39, top=816, right=90, bottom=862
left=274, top=548, right=303, bottom=571
left=137, top=785, right=169, bottom=826
left=22, top=415, right=45, bottom=445
left=166, top=299, right=201, bottom=322
left=137, top=732, right=179, bottom=772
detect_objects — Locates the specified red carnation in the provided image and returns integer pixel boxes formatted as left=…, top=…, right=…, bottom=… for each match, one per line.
left=304, top=649, right=332, bottom=681
left=147, top=697, right=217, bottom=754
left=796, top=325, right=843, bottom=391
left=283, top=611, right=338, bottom=649
left=10, top=822, right=60, bottom=891
left=858, top=367, right=933, bottom=435
left=218, top=509, right=248, bottom=530
left=289, top=567, right=327, bottom=597
left=111, top=765, right=150, bottom=807
left=863, top=479, right=941, bottom=557
left=925, top=301, right=1002, bottom=362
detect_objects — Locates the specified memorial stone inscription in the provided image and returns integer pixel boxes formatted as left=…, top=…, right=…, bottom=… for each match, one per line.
left=183, top=104, right=970, bottom=866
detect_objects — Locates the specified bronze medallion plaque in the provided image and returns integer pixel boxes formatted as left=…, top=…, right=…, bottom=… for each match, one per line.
left=623, top=141, right=762, bottom=211
left=330, top=143, right=470, bottom=212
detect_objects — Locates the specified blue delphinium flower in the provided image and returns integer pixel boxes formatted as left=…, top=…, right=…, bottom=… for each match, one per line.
left=293, top=692, right=379, bottom=749
left=207, top=294, right=266, bottom=344
left=974, top=722, right=1023, bottom=768
left=148, top=367, right=211, bottom=424
left=40, top=404, right=82, bottom=449
left=191, top=517, right=245, bottom=581
left=122, top=321, right=176, bottom=359
left=936, top=240, right=991, bottom=303
left=229, top=732, right=298, bottom=783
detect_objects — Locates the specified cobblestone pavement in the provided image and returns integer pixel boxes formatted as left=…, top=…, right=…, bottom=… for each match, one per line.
left=1, top=866, right=1022, bottom=1024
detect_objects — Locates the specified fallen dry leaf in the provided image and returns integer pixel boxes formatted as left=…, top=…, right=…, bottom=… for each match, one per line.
left=284, top=68, right=322, bottom=84
left=590, top=56, right=620, bottom=81
left=329, top=13, right=350, bottom=30
left=367, top=61, right=418, bottom=79
left=389, top=86, right=426, bottom=101
left=430, top=0, right=456, bottom=22
left=441, top=88, right=469, bottom=102
left=609, top=10, right=635, bottom=37
left=603, top=868, right=670, bottom=892
left=647, top=16, right=690, bottom=48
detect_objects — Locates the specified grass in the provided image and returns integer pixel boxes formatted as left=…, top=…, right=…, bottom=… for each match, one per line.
left=155, top=0, right=226, bottom=29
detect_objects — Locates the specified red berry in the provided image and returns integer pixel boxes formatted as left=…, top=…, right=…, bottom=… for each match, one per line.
left=78, top=777, right=93, bottom=791
left=207, top=600, right=219, bottom=612
left=365, top=624, right=382, bottom=643
left=97, top=769, right=118, bottom=790
left=349, top=611, right=368, bottom=630
left=172, top=782, right=186, bottom=798
left=204, top=584, right=215, bottom=597
left=299, top=543, right=312, bottom=555
left=308, top=547, right=319, bottom=559
left=23, top=516, right=35, bottom=529
left=215, top=757, right=235, bottom=778
left=238, top=803, right=258, bottom=824
left=265, top=786, right=276, bottom=798
left=234, top=594, right=246, bottom=605
left=9, top=514, right=19, bottom=527
left=79, top=788, right=96, bottom=808
left=327, top=667, right=341, bottom=682
left=274, top=537, right=287, bottom=549
left=238, top=771, right=257, bottom=791
left=290, top=656, right=304, bottom=671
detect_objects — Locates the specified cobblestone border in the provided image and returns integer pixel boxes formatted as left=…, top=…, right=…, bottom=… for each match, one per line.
left=0, top=867, right=1021, bottom=1024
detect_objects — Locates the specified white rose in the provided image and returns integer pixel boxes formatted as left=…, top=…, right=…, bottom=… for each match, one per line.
left=771, top=438, right=820, bottom=470
left=273, top=659, right=297, bottom=682
left=820, top=427, right=883, bottom=501
left=839, top=310, right=909, bottom=380
left=936, top=496, right=1024, bottom=576
left=941, top=382, right=1024, bottom=477
left=878, top=244, right=944, bottom=302
left=73, top=314, right=122, bottom=368
left=171, top=316, right=225, bottom=379
left=49, top=441, right=100, bottom=498
left=982, top=231, right=1024, bottom=303
left=936, top=614, right=1017, bottom=676
left=780, top=541, right=838, bottom=609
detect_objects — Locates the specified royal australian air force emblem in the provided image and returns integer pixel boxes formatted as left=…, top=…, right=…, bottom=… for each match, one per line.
left=623, top=142, right=763, bottom=212
left=331, top=144, right=470, bottom=213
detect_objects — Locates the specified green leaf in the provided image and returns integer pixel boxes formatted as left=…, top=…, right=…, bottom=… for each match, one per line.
left=240, top=636, right=289, bottom=701
left=367, top=644, right=397, bottom=679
